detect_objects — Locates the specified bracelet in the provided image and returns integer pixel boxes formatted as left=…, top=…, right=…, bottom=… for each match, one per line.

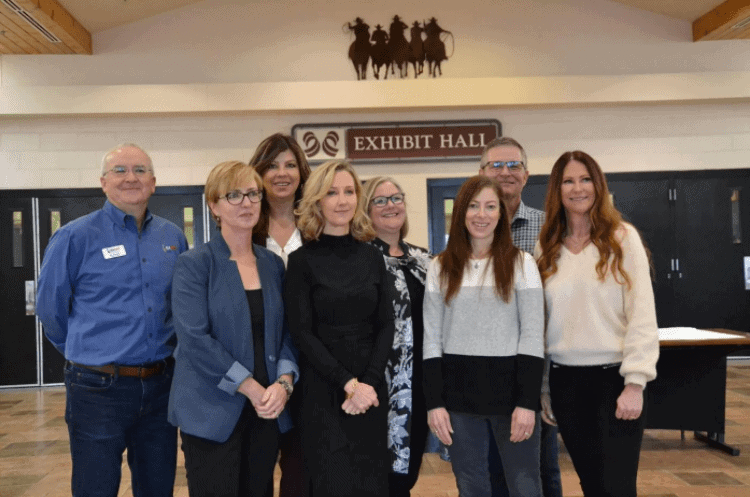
left=277, top=378, right=293, bottom=399
left=346, top=378, right=359, bottom=400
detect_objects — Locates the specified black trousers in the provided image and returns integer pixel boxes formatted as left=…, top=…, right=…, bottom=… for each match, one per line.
left=180, top=403, right=279, bottom=497
left=550, top=363, right=646, bottom=497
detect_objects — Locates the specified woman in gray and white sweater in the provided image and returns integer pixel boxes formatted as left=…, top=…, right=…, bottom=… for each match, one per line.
left=424, top=175, right=545, bottom=497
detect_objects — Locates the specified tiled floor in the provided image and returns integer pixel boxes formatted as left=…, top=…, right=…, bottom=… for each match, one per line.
left=1, top=366, right=750, bottom=497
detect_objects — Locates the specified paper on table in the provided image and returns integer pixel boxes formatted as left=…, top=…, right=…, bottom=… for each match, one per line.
left=658, top=327, right=740, bottom=341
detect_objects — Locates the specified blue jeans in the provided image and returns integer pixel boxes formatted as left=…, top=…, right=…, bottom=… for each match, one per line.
left=448, top=411, right=542, bottom=497
left=490, top=420, right=563, bottom=497
left=64, top=361, right=177, bottom=497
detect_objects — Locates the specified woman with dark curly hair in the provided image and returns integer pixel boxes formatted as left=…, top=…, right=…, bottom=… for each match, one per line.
left=535, top=151, right=659, bottom=497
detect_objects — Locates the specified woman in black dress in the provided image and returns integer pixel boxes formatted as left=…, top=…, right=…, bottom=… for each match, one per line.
left=285, top=160, right=395, bottom=497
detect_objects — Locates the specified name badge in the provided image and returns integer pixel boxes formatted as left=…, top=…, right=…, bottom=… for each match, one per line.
left=102, top=245, right=126, bottom=259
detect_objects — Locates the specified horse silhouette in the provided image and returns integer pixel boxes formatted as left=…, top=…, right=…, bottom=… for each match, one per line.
left=387, top=15, right=411, bottom=78
left=347, top=18, right=371, bottom=80
left=370, top=24, right=390, bottom=80
left=408, top=21, right=425, bottom=78
left=424, top=17, right=452, bottom=77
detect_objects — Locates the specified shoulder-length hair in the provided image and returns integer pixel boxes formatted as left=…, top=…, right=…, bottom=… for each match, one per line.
left=296, top=160, right=375, bottom=242
left=537, top=151, right=631, bottom=288
left=362, top=176, right=409, bottom=239
left=438, top=175, right=520, bottom=304
left=249, top=133, right=311, bottom=245
left=204, top=160, right=262, bottom=228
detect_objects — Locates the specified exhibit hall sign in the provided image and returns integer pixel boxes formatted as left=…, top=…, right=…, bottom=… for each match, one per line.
left=291, top=120, right=501, bottom=164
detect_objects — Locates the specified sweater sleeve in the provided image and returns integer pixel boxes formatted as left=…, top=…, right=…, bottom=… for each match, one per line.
left=285, top=251, right=355, bottom=389
left=514, top=253, right=545, bottom=411
left=618, top=224, right=659, bottom=387
left=360, top=253, right=396, bottom=389
left=422, top=258, right=446, bottom=411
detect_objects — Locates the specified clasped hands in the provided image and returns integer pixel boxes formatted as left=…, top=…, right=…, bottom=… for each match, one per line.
left=341, top=378, right=378, bottom=415
left=238, top=374, right=292, bottom=420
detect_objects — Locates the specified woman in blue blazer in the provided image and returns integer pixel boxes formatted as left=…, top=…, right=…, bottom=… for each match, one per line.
left=168, top=161, right=298, bottom=497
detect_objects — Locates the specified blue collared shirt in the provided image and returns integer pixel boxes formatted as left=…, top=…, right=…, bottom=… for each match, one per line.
left=37, top=200, right=188, bottom=366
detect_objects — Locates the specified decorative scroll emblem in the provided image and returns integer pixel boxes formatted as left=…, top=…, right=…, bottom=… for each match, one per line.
left=302, top=131, right=341, bottom=159
left=344, top=16, right=454, bottom=80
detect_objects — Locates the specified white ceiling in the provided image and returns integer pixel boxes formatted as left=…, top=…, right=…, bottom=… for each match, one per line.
left=58, top=0, right=726, bottom=33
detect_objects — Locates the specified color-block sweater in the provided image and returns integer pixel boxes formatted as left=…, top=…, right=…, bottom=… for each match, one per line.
left=423, top=252, right=545, bottom=415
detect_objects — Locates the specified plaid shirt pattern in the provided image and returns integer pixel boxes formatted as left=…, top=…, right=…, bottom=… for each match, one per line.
left=511, top=201, right=545, bottom=254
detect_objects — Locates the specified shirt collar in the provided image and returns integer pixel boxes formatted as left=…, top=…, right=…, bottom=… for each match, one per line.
left=103, top=200, right=153, bottom=229
left=371, top=236, right=408, bottom=257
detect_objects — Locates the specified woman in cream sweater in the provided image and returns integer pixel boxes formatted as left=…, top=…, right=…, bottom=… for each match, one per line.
left=535, top=151, right=659, bottom=497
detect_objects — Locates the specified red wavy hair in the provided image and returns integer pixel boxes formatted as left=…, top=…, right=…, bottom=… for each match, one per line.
left=537, top=151, right=631, bottom=289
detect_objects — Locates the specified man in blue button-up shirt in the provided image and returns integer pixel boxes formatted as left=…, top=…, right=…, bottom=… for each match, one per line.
left=37, top=143, right=188, bottom=497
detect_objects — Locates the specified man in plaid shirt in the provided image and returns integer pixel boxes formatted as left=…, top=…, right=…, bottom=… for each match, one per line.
left=478, top=137, right=562, bottom=497
left=478, top=136, right=545, bottom=255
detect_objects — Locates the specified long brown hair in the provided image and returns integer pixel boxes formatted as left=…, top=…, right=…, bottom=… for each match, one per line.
left=537, top=151, right=631, bottom=288
left=249, top=133, right=311, bottom=245
left=438, top=175, right=520, bottom=304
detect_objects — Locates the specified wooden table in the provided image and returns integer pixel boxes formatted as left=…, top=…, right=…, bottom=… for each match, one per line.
left=646, top=328, right=750, bottom=455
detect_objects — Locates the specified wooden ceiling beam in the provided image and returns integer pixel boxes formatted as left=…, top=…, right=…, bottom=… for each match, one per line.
left=0, top=29, right=30, bottom=53
left=693, top=0, right=750, bottom=41
left=13, top=0, right=91, bottom=54
left=0, top=3, right=64, bottom=54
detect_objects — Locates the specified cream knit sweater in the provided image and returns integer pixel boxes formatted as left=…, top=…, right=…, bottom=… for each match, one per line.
left=535, top=223, right=659, bottom=387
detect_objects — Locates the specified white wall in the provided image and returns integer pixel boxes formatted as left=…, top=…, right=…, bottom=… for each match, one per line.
left=2, top=0, right=749, bottom=85
left=2, top=102, right=749, bottom=248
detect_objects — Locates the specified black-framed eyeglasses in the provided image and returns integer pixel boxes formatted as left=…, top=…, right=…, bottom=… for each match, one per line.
left=222, top=189, right=263, bottom=205
left=371, top=193, right=405, bottom=207
left=105, top=165, right=153, bottom=177
left=482, top=160, right=525, bottom=172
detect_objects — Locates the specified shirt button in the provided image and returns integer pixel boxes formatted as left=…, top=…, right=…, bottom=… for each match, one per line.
left=142, top=258, right=146, bottom=263
left=145, top=283, right=150, bottom=288
left=268, top=355, right=276, bottom=362
left=148, top=307, right=152, bottom=312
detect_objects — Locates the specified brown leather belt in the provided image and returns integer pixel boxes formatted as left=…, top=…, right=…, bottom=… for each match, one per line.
left=68, top=358, right=172, bottom=379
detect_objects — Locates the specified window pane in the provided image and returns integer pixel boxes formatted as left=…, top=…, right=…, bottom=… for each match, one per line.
left=183, top=207, right=195, bottom=249
left=12, top=211, right=23, bottom=268
left=50, top=210, right=61, bottom=236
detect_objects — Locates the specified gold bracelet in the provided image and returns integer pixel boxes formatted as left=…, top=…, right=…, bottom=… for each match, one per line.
left=346, top=378, right=359, bottom=400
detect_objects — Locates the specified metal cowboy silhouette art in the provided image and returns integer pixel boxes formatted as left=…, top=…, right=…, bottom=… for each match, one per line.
left=344, top=16, right=453, bottom=80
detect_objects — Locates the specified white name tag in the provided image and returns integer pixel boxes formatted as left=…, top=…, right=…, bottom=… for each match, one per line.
left=102, top=245, right=127, bottom=259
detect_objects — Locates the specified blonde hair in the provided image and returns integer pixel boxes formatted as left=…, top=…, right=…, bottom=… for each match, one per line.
left=204, top=160, right=262, bottom=227
left=362, top=176, right=409, bottom=239
left=296, top=160, right=375, bottom=242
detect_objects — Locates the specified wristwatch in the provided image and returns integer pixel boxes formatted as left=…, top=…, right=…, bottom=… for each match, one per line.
left=277, top=378, right=293, bottom=399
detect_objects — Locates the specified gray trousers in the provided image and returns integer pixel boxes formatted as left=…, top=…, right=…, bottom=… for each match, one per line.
left=447, top=411, right=542, bottom=497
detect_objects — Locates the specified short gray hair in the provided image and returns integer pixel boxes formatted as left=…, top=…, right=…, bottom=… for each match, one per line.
left=100, top=143, right=154, bottom=176
left=480, top=137, right=527, bottom=169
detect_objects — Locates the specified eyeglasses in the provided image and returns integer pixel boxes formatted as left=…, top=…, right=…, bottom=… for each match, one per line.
left=221, top=189, right=263, bottom=205
left=371, top=193, right=405, bottom=207
left=482, top=161, right=525, bottom=172
left=105, top=165, right=153, bottom=177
